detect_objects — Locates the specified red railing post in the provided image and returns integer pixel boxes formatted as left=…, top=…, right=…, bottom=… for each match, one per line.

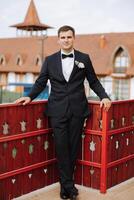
left=100, top=109, right=109, bottom=193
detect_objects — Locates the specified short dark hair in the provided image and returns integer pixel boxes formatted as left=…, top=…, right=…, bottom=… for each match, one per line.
left=58, top=25, right=75, bottom=37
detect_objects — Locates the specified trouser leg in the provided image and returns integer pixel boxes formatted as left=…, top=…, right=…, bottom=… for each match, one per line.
left=50, top=110, right=85, bottom=190
left=68, top=116, right=85, bottom=178
left=50, top=116, right=74, bottom=190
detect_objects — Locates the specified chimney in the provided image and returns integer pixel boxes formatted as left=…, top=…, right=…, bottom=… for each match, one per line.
left=100, top=35, right=106, bottom=49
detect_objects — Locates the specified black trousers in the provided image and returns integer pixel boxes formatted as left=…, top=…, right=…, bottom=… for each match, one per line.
left=50, top=106, right=85, bottom=190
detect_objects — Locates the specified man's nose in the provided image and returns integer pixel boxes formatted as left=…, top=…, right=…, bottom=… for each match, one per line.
left=64, top=37, right=68, bottom=42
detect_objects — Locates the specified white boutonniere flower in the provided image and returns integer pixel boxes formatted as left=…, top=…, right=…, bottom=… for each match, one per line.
left=75, top=60, right=85, bottom=68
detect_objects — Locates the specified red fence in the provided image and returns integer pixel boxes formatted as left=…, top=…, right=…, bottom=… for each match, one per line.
left=75, top=100, right=134, bottom=193
left=0, top=100, right=134, bottom=199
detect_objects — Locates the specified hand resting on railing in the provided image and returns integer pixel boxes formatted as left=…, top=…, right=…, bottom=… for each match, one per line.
left=14, top=96, right=31, bottom=106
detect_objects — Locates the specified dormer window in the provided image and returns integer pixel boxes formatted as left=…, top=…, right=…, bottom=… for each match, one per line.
left=0, top=58, right=4, bottom=65
left=16, top=55, right=23, bottom=66
left=0, top=55, right=6, bottom=65
left=35, top=55, right=42, bottom=66
left=114, top=47, right=129, bottom=73
left=36, top=57, right=40, bottom=65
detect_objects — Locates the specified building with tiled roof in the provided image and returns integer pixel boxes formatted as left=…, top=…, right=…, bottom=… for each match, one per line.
left=0, top=0, right=134, bottom=101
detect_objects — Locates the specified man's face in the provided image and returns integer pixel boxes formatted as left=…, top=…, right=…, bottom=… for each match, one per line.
left=58, top=30, right=75, bottom=52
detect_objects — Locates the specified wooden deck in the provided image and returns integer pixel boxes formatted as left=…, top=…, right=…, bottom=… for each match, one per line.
left=14, top=178, right=134, bottom=200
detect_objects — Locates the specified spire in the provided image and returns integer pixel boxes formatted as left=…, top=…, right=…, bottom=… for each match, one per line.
left=10, top=0, right=53, bottom=31
left=23, top=0, right=41, bottom=26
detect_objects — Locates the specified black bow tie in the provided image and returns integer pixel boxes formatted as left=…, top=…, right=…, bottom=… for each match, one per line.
left=62, top=53, right=74, bottom=59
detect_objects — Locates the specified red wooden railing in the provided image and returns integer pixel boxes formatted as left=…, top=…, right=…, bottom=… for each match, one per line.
left=76, top=100, right=134, bottom=193
left=0, top=100, right=134, bottom=199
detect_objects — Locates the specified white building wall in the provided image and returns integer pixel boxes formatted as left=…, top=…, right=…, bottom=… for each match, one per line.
left=130, top=77, right=134, bottom=99
left=16, top=74, right=21, bottom=83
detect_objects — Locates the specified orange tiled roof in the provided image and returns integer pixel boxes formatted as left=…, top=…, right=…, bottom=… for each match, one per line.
left=0, top=32, right=134, bottom=75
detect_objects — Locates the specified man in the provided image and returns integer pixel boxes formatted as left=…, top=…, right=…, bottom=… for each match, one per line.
left=15, top=25, right=111, bottom=200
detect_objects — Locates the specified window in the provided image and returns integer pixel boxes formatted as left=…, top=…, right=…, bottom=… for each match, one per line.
left=114, top=48, right=129, bottom=73
left=0, top=58, right=4, bottom=65
left=0, top=55, right=6, bottom=65
left=36, top=57, right=40, bottom=65
left=24, top=73, right=34, bottom=83
left=35, top=55, right=42, bottom=66
left=99, top=76, right=112, bottom=97
left=113, top=79, right=129, bottom=100
left=16, top=55, right=23, bottom=66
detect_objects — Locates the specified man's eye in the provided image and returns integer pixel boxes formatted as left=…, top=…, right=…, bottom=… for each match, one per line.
left=60, top=36, right=72, bottom=39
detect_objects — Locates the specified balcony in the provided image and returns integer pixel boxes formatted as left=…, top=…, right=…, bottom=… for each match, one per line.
left=0, top=100, right=134, bottom=200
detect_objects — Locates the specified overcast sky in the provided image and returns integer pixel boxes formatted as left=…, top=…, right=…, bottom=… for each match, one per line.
left=0, top=0, right=134, bottom=38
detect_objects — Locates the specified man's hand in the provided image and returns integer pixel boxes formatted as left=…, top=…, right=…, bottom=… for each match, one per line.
left=14, top=97, right=31, bottom=106
left=100, top=98, right=111, bottom=112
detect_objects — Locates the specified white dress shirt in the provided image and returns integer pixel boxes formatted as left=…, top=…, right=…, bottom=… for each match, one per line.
left=61, top=50, right=74, bottom=82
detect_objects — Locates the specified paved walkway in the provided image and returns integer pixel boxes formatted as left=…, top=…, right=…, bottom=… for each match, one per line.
left=14, top=178, right=134, bottom=200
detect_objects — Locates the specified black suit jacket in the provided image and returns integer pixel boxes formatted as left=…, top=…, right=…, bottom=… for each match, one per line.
left=28, top=49, right=109, bottom=117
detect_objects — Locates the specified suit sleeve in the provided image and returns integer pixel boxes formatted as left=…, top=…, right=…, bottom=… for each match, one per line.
left=85, top=55, right=109, bottom=100
left=28, top=57, right=49, bottom=100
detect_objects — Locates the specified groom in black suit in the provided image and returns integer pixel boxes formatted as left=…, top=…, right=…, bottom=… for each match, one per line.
left=15, top=25, right=111, bottom=199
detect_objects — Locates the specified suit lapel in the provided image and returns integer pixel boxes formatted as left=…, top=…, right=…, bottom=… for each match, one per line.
left=68, top=49, right=79, bottom=82
left=56, top=51, right=67, bottom=82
